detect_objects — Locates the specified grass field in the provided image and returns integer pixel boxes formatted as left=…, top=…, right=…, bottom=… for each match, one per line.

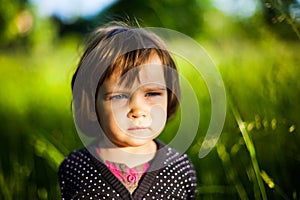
left=1, top=15, right=300, bottom=199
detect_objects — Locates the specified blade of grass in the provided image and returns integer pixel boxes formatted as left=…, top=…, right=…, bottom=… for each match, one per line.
left=0, top=168, right=12, bottom=200
left=30, top=132, right=65, bottom=171
left=268, top=0, right=300, bottom=39
left=260, top=170, right=291, bottom=200
left=228, top=97, right=267, bottom=200
left=217, top=143, right=249, bottom=200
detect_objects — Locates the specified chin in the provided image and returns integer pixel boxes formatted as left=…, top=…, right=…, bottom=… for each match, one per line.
left=125, top=138, right=153, bottom=147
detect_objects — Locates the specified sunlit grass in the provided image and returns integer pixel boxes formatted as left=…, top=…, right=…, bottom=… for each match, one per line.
left=1, top=18, right=300, bottom=199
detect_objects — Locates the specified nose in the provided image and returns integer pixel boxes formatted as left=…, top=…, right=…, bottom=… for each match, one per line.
left=127, top=95, right=148, bottom=119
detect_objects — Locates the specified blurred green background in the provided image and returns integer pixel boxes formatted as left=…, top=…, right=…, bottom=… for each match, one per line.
left=1, top=0, right=300, bottom=199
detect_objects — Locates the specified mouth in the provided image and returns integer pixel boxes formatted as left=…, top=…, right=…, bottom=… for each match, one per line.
left=126, top=126, right=156, bottom=139
left=127, top=126, right=150, bottom=131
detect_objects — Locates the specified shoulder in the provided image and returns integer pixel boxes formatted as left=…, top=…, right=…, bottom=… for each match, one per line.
left=155, top=139, right=195, bottom=167
left=152, top=140, right=197, bottom=198
left=58, top=148, right=93, bottom=177
left=59, top=148, right=90, bottom=165
left=154, top=139, right=197, bottom=178
left=58, top=148, right=110, bottom=199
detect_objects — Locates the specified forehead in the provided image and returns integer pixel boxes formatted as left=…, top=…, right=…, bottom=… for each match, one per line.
left=139, top=54, right=164, bottom=80
left=103, top=55, right=166, bottom=91
left=136, top=61, right=165, bottom=86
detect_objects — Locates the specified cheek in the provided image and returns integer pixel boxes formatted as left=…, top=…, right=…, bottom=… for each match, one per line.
left=151, top=104, right=167, bottom=118
left=150, top=104, right=167, bottom=132
left=97, top=103, right=120, bottom=128
left=100, top=109, right=125, bottom=136
left=109, top=106, right=128, bottom=125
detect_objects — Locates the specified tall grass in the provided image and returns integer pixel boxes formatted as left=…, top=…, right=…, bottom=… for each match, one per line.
left=1, top=17, right=300, bottom=199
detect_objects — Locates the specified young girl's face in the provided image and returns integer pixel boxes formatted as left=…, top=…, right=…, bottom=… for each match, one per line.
left=96, top=55, right=168, bottom=148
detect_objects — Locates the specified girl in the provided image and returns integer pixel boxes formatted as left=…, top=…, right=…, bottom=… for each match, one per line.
left=59, top=23, right=197, bottom=199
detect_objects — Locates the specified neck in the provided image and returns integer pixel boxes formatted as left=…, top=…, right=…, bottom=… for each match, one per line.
left=98, top=137, right=157, bottom=168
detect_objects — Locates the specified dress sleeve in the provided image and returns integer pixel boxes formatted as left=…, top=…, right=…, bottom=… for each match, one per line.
left=58, top=157, right=76, bottom=199
left=175, top=154, right=197, bottom=199
left=186, top=161, right=197, bottom=199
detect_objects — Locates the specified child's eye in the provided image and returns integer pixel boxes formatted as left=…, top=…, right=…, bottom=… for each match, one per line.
left=145, top=92, right=161, bottom=97
left=110, top=94, right=128, bottom=100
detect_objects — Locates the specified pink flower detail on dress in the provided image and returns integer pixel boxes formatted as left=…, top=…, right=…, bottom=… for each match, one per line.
left=126, top=167, right=138, bottom=183
left=105, top=162, right=123, bottom=182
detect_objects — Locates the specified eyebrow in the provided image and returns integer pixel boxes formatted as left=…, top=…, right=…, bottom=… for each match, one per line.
left=142, top=85, right=166, bottom=91
left=103, top=85, right=166, bottom=95
left=103, top=90, right=129, bottom=96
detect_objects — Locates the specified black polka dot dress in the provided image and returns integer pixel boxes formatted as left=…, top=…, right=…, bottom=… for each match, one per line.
left=58, top=140, right=197, bottom=199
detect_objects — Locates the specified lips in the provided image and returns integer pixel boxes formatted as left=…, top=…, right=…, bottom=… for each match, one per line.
left=127, top=126, right=150, bottom=131
left=126, top=126, right=155, bottom=138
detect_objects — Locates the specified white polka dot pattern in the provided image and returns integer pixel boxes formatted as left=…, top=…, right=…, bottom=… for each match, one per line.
left=58, top=140, right=197, bottom=199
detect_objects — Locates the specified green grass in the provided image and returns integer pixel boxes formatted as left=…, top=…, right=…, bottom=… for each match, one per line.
left=1, top=18, right=300, bottom=199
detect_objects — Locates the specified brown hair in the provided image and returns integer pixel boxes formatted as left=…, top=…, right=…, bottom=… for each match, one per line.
left=72, top=23, right=180, bottom=128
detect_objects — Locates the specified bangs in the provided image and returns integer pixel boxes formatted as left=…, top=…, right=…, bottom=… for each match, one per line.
left=99, top=48, right=167, bottom=88
left=107, top=49, right=162, bottom=88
